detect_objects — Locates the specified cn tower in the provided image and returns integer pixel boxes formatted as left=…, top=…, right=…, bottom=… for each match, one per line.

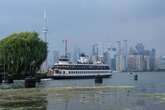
left=43, top=9, right=48, bottom=70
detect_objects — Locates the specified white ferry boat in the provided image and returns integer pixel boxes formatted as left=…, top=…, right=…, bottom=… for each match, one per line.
left=48, top=54, right=112, bottom=79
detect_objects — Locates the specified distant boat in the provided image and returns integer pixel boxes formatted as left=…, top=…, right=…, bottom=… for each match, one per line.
left=128, top=72, right=133, bottom=75
left=41, top=78, right=52, bottom=81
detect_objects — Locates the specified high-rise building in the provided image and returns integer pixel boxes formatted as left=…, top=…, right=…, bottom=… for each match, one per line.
left=110, top=48, right=117, bottom=71
left=116, top=41, right=127, bottom=72
left=144, top=55, right=150, bottom=71
left=157, top=56, right=165, bottom=70
left=91, top=44, right=99, bottom=63
left=136, top=55, right=144, bottom=71
left=123, top=40, right=128, bottom=71
left=53, top=50, right=59, bottom=64
left=116, top=41, right=122, bottom=72
left=92, top=44, right=99, bottom=56
left=136, top=43, right=145, bottom=55
left=73, top=47, right=81, bottom=63
left=128, top=44, right=156, bottom=72
left=128, top=55, right=137, bottom=72
left=103, top=50, right=111, bottom=68
left=149, top=49, right=156, bottom=71
left=128, top=54, right=144, bottom=72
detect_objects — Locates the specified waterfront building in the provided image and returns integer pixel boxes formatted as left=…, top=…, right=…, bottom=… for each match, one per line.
left=128, top=55, right=137, bottom=72
left=91, top=43, right=99, bottom=63
left=103, top=50, right=111, bottom=68
left=116, top=41, right=127, bottom=72
left=128, top=54, right=144, bottom=72
left=136, top=55, right=144, bottom=71
left=157, top=56, right=165, bottom=70
left=127, top=43, right=156, bottom=72
left=92, top=44, right=99, bottom=56
left=149, top=49, right=156, bottom=71
left=144, top=55, right=150, bottom=71
left=136, top=43, right=145, bottom=55
left=91, top=43, right=104, bottom=64
left=123, top=40, right=128, bottom=71
left=116, top=55, right=125, bottom=72
left=128, top=46, right=144, bottom=72
left=116, top=41, right=122, bottom=72
left=110, top=48, right=117, bottom=71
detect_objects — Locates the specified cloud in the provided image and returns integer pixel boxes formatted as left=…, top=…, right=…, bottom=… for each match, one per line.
left=0, top=0, right=165, bottom=56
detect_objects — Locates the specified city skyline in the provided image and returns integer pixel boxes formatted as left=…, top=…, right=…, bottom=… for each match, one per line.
left=0, top=0, right=165, bottom=56
left=50, top=41, right=159, bottom=72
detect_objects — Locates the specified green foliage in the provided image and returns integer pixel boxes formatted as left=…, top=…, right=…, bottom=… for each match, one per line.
left=0, top=32, right=47, bottom=78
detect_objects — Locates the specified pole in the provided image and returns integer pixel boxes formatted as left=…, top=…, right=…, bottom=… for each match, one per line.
left=3, top=53, right=5, bottom=83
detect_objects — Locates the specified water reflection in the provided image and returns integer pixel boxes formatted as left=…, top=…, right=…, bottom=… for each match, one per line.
left=46, top=86, right=136, bottom=110
left=45, top=72, right=165, bottom=110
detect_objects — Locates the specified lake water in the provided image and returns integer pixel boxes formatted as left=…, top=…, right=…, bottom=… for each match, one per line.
left=0, top=72, right=165, bottom=110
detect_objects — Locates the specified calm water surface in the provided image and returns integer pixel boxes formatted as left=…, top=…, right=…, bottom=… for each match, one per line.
left=1, top=72, right=165, bottom=110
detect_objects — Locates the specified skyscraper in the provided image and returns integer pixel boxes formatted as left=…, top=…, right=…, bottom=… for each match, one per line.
left=136, top=43, right=145, bottom=55
left=149, top=49, right=156, bottom=71
left=91, top=44, right=99, bottom=63
left=103, top=50, right=111, bottom=68
left=92, top=44, right=99, bottom=56
left=123, top=40, right=128, bottom=71
left=53, top=50, right=59, bottom=64
left=116, top=41, right=124, bottom=72
left=156, top=56, right=165, bottom=70
left=73, top=47, right=81, bottom=63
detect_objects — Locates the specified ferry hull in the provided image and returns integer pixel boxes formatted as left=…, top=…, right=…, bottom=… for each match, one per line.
left=48, top=74, right=112, bottom=80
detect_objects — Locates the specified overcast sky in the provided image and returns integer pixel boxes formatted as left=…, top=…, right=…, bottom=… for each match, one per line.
left=0, top=0, right=165, bottom=57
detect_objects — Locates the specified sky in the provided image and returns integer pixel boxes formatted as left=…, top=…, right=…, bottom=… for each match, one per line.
left=0, top=0, right=165, bottom=58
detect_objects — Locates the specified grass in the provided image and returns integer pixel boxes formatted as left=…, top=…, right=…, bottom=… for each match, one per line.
left=46, top=85, right=135, bottom=93
left=0, top=88, right=47, bottom=110
left=137, top=93, right=165, bottom=104
left=0, top=85, right=135, bottom=110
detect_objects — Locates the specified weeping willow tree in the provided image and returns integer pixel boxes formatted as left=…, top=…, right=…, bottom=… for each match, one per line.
left=0, top=32, right=47, bottom=79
